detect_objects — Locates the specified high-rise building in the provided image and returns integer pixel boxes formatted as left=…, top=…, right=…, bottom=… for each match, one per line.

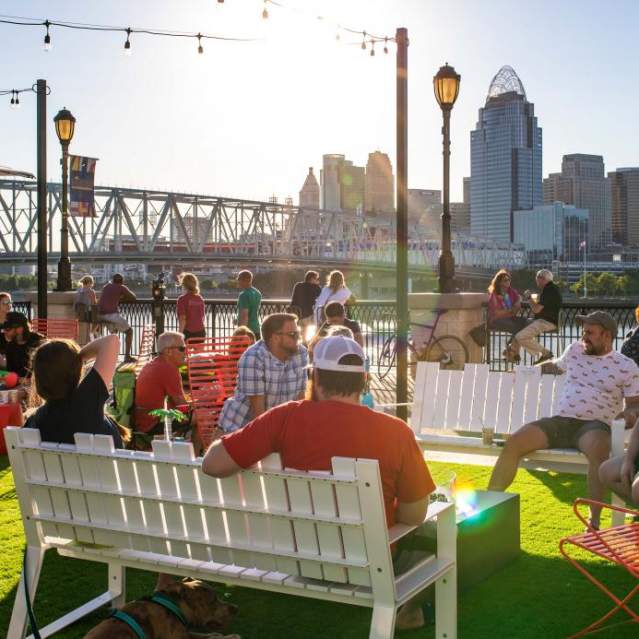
left=470, top=66, right=543, bottom=243
left=608, top=168, right=639, bottom=246
left=299, top=167, right=320, bottom=209
left=543, top=154, right=610, bottom=247
left=450, top=177, right=471, bottom=233
left=320, top=154, right=366, bottom=212
left=365, top=151, right=395, bottom=215
left=513, top=203, right=588, bottom=265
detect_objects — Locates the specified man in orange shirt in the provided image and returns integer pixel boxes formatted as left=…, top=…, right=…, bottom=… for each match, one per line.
left=133, top=331, right=190, bottom=437
left=202, top=335, right=435, bottom=629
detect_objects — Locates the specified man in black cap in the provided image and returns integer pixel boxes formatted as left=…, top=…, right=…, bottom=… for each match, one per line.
left=2, top=312, right=45, bottom=381
left=489, top=311, right=639, bottom=529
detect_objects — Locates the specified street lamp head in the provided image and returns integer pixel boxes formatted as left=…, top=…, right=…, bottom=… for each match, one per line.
left=433, top=63, right=461, bottom=111
left=54, top=108, right=76, bottom=145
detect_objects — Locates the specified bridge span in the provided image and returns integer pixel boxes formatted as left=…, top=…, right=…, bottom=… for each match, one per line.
left=0, top=180, right=520, bottom=282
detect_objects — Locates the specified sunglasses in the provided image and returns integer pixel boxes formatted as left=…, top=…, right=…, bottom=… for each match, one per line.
left=171, top=345, right=186, bottom=352
left=276, top=331, right=300, bottom=339
left=0, top=301, right=11, bottom=306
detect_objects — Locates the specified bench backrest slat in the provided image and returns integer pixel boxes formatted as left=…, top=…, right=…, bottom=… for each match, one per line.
left=431, top=369, right=451, bottom=429
left=444, top=370, right=463, bottom=428
left=457, top=364, right=480, bottom=429
left=494, top=373, right=514, bottom=434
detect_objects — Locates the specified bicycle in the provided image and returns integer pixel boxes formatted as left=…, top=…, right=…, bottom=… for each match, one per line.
left=377, top=309, right=469, bottom=380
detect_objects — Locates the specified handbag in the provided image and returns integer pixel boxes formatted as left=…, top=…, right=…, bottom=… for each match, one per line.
left=469, top=324, right=487, bottom=347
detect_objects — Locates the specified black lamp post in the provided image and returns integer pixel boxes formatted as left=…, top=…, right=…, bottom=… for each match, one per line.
left=433, top=64, right=461, bottom=294
left=54, top=107, right=76, bottom=291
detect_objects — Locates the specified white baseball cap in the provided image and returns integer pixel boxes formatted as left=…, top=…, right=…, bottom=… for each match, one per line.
left=312, top=335, right=366, bottom=373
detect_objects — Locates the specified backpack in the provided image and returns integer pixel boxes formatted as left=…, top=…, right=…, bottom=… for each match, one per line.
left=109, top=367, right=137, bottom=427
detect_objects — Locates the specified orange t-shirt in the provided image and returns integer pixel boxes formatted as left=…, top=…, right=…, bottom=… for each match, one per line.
left=134, top=357, right=184, bottom=432
left=222, top=400, right=435, bottom=527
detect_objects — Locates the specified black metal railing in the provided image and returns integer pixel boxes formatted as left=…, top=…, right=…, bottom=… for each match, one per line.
left=13, top=300, right=32, bottom=319
left=485, top=300, right=637, bottom=371
left=117, top=299, right=397, bottom=366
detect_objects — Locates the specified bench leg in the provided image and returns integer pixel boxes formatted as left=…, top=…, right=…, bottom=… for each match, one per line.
left=108, top=563, right=126, bottom=608
left=435, top=566, right=457, bottom=639
left=369, top=604, right=397, bottom=639
left=8, top=545, right=44, bottom=639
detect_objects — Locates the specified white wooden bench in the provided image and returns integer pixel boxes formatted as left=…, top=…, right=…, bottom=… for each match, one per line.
left=5, top=427, right=457, bottom=639
left=408, top=363, right=625, bottom=471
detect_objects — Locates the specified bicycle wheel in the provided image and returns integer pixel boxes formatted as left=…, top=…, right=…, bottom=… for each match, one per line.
left=377, top=336, right=397, bottom=380
left=424, top=335, right=469, bottom=370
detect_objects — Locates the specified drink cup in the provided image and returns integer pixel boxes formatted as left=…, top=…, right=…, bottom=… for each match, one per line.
left=8, top=389, right=19, bottom=403
left=482, top=426, right=495, bottom=446
left=0, top=390, right=8, bottom=404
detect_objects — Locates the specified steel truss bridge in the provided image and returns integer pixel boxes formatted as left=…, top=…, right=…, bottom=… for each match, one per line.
left=0, top=180, right=523, bottom=278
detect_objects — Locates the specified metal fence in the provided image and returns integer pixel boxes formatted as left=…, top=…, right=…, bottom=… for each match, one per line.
left=117, top=299, right=397, bottom=365
left=486, top=300, right=637, bottom=371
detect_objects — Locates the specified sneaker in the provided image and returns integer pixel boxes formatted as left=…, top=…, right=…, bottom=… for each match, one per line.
left=534, top=352, right=553, bottom=365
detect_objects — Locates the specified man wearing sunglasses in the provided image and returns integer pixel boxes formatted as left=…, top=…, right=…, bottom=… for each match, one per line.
left=133, top=331, right=191, bottom=440
left=219, top=313, right=308, bottom=432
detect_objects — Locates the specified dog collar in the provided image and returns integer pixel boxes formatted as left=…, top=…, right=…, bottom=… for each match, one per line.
left=149, top=592, right=187, bottom=626
left=110, top=610, right=146, bottom=639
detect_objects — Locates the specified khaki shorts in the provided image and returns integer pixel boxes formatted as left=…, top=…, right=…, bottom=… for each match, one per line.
left=98, top=312, right=131, bottom=332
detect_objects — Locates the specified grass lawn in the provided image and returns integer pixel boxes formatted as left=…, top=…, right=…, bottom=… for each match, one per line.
left=1, top=456, right=637, bottom=639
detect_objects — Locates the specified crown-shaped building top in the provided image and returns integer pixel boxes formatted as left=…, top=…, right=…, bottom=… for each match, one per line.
left=486, top=65, right=527, bottom=103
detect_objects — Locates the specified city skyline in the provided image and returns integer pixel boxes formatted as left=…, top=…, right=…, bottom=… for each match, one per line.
left=1, top=0, right=639, bottom=205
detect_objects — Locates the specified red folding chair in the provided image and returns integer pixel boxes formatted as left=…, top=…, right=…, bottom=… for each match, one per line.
left=559, top=498, right=639, bottom=638
left=185, top=335, right=251, bottom=449
left=32, top=318, right=79, bottom=341
left=133, top=325, right=156, bottom=376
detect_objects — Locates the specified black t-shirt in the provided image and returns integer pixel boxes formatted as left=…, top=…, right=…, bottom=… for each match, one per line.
left=535, top=281, right=561, bottom=326
left=25, top=368, right=123, bottom=448
left=6, top=331, right=45, bottom=377
left=318, top=317, right=362, bottom=338
left=291, top=282, right=322, bottom=319
left=0, top=331, right=7, bottom=356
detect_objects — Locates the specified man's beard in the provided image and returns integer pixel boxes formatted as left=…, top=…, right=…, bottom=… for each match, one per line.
left=583, top=341, right=604, bottom=356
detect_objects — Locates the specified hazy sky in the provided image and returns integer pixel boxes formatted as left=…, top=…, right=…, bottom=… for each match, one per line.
left=2, top=0, right=638, bottom=202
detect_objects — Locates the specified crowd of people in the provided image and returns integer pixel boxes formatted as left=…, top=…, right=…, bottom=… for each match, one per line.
left=4, top=264, right=639, bottom=631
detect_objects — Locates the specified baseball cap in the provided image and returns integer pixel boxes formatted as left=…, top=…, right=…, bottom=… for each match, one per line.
left=1, top=311, right=29, bottom=331
left=576, top=311, right=617, bottom=335
left=312, top=335, right=366, bottom=373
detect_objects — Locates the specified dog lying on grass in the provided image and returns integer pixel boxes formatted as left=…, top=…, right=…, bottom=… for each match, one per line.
left=84, top=578, right=239, bottom=639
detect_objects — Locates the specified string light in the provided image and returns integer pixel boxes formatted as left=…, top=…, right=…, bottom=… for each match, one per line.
left=197, top=33, right=203, bottom=54
left=124, top=27, right=131, bottom=55
left=361, top=31, right=367, bottom=50
left=262, top=0, right=269, bottom=20
left=43, top=19, right=51, bottom=50
left=10, top=91, right=15, bottom=107
left=370, top=41, right=375, bottom=57
left=2, top=86, right=34, bottom=108
left=383, top=36, right=388, bottom=54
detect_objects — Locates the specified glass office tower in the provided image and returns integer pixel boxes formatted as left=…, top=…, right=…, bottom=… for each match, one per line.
left=470, top=66, right=543, bottom=243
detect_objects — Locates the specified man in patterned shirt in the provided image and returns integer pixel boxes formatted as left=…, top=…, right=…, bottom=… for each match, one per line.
left=489, top=311, right=639, bottom=528
left=218, top=313, right=307, bottom=432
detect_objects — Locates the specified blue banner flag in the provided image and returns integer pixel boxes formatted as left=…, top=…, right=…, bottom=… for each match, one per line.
left=69, top=155, right=98, bottom=217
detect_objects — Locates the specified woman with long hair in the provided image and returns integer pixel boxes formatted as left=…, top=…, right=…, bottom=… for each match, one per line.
left=177, top=272, right=206, bottom=342
left=313, top=270, right=353, bottom=324
left=487, top=269, right=527, bottom=361
left=25, top=334, right=130, bottom=447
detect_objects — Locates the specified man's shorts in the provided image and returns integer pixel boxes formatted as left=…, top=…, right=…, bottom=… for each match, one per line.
left=534, top=416, right=610, bottom=449
left=98, top=312, right=131, bottom=332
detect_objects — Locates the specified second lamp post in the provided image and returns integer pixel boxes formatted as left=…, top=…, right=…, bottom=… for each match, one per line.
left=54, top=107, right=76, bottom=291
left=434, top=64, right=461, bottom=294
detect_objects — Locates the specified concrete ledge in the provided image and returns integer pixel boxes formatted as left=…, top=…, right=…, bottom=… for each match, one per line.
left=409, top=292, right=487, bottom=310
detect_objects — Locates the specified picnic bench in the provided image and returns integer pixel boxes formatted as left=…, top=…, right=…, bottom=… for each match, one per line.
left=5, top=427, right=457, bottom=639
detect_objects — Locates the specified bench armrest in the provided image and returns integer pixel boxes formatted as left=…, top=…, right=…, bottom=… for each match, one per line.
left=388, top=501, right=455, bottom=544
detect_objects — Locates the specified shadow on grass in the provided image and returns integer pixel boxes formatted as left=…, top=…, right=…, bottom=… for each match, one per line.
left=1, top=548, right=637, bottom=639
left=527, top=467, right=589, bottom=506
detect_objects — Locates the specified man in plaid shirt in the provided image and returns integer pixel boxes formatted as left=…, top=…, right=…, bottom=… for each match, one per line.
left=219, top=313, right=308, bottom=432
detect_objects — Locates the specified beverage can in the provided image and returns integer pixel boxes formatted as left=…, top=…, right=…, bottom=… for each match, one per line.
left=482, top=426, right=495, bottom=446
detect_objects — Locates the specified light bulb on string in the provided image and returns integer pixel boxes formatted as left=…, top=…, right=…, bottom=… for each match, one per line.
left=14, top=92, right=20, bottom=108
left=370, top=41, right=375, bottom=57
left=197, top=33, right=203, bottom=54
left=361, top=31, right=367, bottom=50
left=383, top=37, right=388, bottom=54
left=43, top=20, right=51, bottom=51
left=262, top=0, right=269, bottom=19
left=124, top=28, right=132, bottom=56
left=10, top=91, right=15, bottom=107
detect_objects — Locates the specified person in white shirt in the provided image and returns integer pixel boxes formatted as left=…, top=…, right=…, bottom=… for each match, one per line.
left=489, top=311, right=639, bottom=529
left=313, top=270, right=353, bottom=325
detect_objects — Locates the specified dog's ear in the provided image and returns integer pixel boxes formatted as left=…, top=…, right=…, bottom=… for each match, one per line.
left=158, top=580, right=182, bottom=595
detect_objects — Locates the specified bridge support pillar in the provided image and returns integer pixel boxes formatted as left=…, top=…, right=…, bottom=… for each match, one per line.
left=409, top=292, right=486, bottom=365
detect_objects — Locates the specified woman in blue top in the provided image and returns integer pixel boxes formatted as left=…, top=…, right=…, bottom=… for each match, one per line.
left=25, top=334, right=129, bottom=447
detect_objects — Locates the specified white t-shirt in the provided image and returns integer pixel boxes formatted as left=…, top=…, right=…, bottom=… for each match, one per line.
left=554, top=342, right=639, bottom=424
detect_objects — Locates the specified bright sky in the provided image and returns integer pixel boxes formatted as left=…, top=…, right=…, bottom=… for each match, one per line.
left=2, top=0, right=639, bottom=203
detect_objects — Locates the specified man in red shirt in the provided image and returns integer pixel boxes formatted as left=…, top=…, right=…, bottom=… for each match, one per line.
left=133, top=331, right=190, bottom=437
left=98, top=273, right=137, bottom=361
left=202, top=335, right=435, bottom=627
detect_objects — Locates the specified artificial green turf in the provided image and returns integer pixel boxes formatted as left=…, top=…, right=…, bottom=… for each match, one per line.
left=0, top=457, right=637, bottom=639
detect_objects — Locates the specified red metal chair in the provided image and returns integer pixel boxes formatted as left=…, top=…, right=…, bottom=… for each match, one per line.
left=559, top=498, right=639, bottom=638
left=32, top=318, right=79, bottom=341
left=133, top=325, right=156, bottom=376
left=185, top=335, right=251, bottom=449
